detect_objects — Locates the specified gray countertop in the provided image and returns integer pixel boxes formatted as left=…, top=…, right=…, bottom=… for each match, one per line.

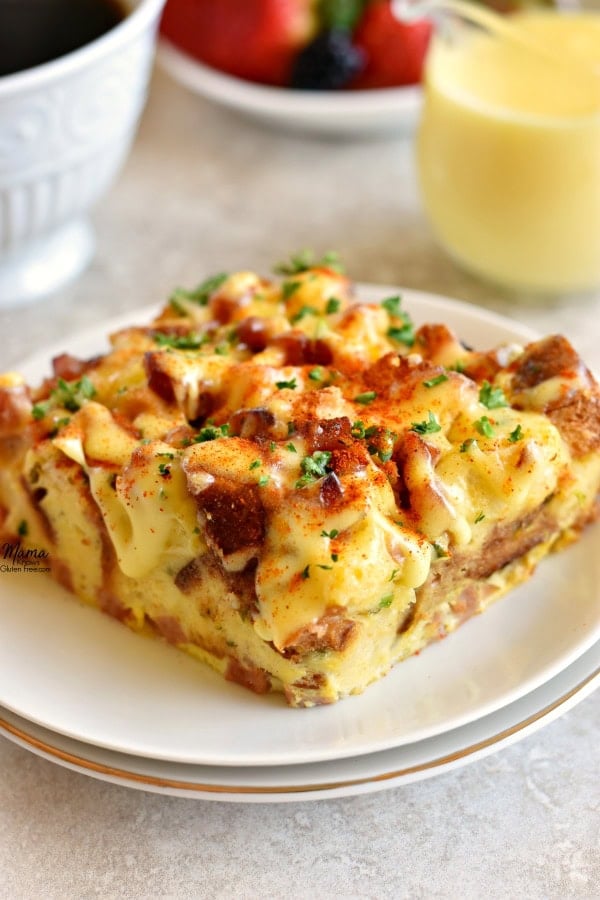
left=1, top=67, right=599, bottom=899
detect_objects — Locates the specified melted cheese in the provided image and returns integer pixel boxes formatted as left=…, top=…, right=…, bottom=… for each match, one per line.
left=54, top=404, right=200, bottom=578
left=92, top=449, right=200, bottom=579
left=438, top=409, right=569, bottom=545
left=254, top=473, right=431, bottom=649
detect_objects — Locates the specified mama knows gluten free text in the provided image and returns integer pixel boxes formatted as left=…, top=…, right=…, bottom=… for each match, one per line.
left=2, top=542, right=49, bottom=565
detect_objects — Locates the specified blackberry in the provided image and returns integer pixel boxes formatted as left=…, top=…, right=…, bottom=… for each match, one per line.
left=290, top=29, right=365, bottom=91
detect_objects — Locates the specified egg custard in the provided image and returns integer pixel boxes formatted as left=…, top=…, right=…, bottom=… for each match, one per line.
left=1, top=258, right=599, bottom=706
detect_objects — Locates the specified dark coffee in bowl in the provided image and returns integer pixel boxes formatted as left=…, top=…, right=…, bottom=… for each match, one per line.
left=0, top=0, right=127, bottom=77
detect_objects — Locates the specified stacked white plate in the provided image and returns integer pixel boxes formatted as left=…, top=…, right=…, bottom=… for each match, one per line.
left=2, top=288, right=599, bottom=801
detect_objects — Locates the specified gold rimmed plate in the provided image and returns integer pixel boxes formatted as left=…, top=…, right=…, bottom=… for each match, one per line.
left=2, top=635, right=599, bottom=802
left=1, top=287, right=599, bottom=768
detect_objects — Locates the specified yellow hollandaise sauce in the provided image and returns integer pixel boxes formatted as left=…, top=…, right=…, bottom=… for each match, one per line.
left=417, top=12, right=600, bottom=292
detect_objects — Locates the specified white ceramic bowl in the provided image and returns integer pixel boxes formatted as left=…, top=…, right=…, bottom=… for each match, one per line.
left=0, top=0, right=165, bottom=307
left=158, top=38, right=423, bottom=139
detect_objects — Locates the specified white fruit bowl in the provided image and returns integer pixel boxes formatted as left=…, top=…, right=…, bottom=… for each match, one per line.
left=158, top=38, right=423, bottom=139
left=0, top=0, right=165, bottom=308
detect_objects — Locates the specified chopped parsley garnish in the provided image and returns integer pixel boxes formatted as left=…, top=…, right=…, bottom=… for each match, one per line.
left=381, top=295, right=404, bottom=317
left=423, top=374, right=449, bottom=389
left=508, top=424, right=524, bottom=443
left=325, top=297, right=341, bottom=314
left=168, top=272, right=228, bottom=308
left=269, top=441, right=276, bottom=452
left=153, top=331, right=206, bottom=350
left=274, top=251, right=311, bottom=275
left=57, top=375, right=96, bottom=411
left=388, top=568, right=400, bottom=582
left=286, top=442, right=298, bottom=453
left=460, top=438, right=476, bottom=453
left=317, top=564, right=333, bottom=571
left=309, top=367, right=324, bottom=382
left=354, top=391, right=377, bottom=405
left=274, top=249, right=345, bottom=276
left=411, top=411, right=442, bottom=435
left=158, top=463, right=171, bottom=477
left=214, top=343, right=230, bottom=356
left=282, top=280, right=301, bottom=299
left=432, top=543, right=448, bottom=559
left=474, top=511, right=486, bottom=524
left=382, top=295, right=415, bottom=347
left=249, top=459, right=261, bottom=470
left=370, top=594, right=394, bottom=614
left=365, top=426, right=396, bottom=463
left=320, top=250, right=344, bottom=273
left=474, top=416, right=495, bottom=438
left=479, top=380, right=509, bottom=409
left=17, top=520, right=28, bottom=537
left=450, top=360, right=466, bottom=373
left=258, top=475, right=270, bottom=487
left=296, top=450, right=332, bottom=488
left=291, top=305, right=318, bottom=323
left=321, top=528, right=339, bottom=539
left=287, top=421, right=296, bottom=435
left=193, top=423, right=230, bottom=442
left=31, top=404, right=47, bottom=420
left=331, top=553, right=339, bottom=562
left=276, top=378, right=297, bottom=390
left=32, top=375, right=97, bottom=419
left=387, top=324, right=415, bottom=347
left=301, top=564, right=310, bottom=580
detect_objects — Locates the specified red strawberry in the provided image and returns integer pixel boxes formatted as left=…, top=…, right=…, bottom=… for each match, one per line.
left=350, top=0, right=432, bottom=89
left=160, top=0, right=317, bottom=87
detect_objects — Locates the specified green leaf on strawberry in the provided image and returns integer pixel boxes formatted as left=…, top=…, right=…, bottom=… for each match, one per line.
left=319, top=0, right=368, bottom=31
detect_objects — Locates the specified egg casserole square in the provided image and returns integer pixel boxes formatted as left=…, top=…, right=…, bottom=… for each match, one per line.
left=1, top=258, right=599, bottom=706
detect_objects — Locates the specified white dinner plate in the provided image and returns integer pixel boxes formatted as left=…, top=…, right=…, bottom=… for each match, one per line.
left=1, top=636, right=598, bottom=802
left=1, top=287, right=599, bottom=768
left=157, top=39, right=422, bottom=138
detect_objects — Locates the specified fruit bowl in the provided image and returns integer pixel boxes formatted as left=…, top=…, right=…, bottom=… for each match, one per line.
left=157, top=0, right=429, bottom=137
left=158, top=38, right=423, bottom=137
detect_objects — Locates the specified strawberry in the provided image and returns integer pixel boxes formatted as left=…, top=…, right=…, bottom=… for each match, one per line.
left=160, top=0, right=317, bottom=87
left=350, top=0, right=432, bottom=89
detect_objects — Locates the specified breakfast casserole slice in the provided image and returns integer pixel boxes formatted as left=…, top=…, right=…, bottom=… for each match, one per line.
left=1, top=257, right=599, bottom=707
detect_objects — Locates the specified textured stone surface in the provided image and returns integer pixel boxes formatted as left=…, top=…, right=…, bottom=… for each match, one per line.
left=0, top=68, right=599, bottom=899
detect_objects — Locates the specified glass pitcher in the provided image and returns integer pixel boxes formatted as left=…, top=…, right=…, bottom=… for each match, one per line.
left=405, top=0, right=600, bottom=294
